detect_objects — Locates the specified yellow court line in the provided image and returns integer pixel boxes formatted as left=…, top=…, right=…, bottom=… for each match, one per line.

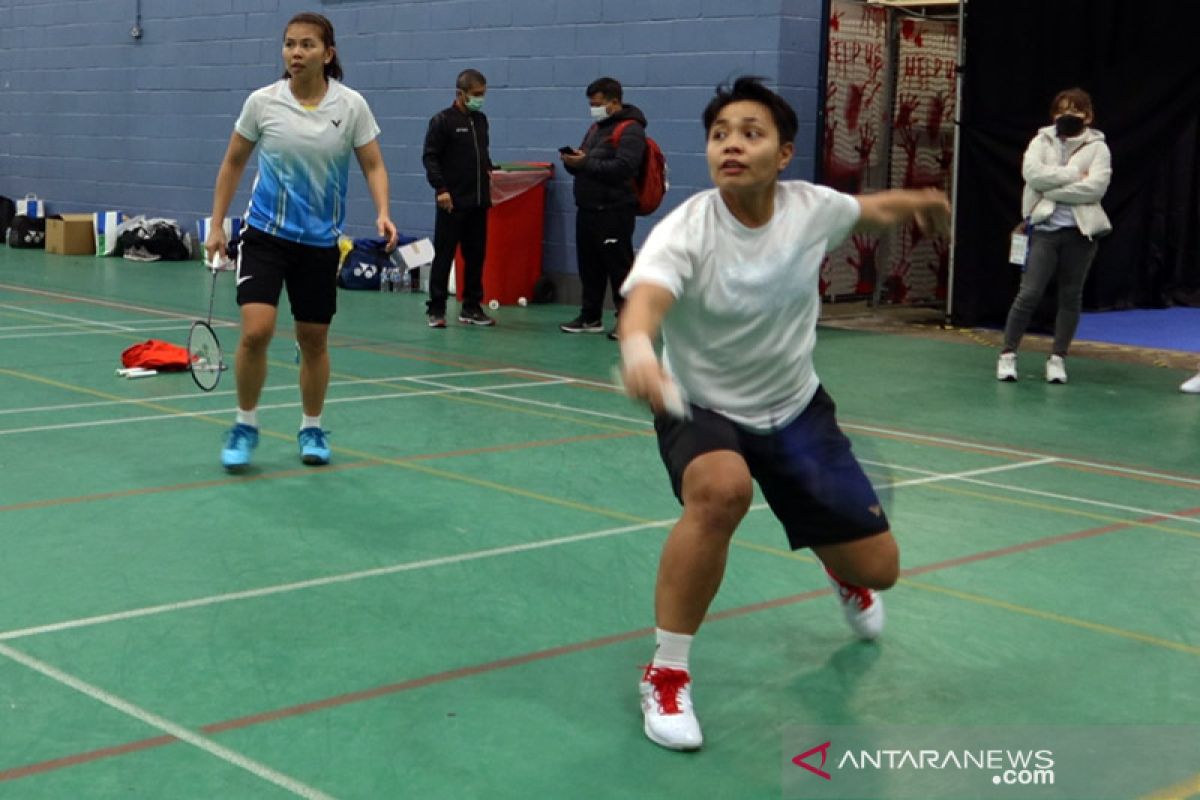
left=731, top=539, right=1200, bottom=658
left=1140, top=772, right=1200, bottom=800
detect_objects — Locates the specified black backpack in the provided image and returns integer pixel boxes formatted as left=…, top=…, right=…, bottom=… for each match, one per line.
left=0, top=196, right=15, bottom=243
left=7, top=215, right=46, bottom=249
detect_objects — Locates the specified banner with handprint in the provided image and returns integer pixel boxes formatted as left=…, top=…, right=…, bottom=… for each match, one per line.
left=882, top=15, right=958, bottom=305
left=821, top=1, right=957, bottom=305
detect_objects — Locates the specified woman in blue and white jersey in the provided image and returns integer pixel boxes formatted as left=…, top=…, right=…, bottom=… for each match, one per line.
left=206, top=12, right=397, bottom=472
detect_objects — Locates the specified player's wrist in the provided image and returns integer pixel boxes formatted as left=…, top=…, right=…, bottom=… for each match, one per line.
left=620, top=332, right=656, bottom=368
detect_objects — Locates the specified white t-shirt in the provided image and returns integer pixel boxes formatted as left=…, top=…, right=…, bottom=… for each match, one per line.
left=235, top=79, right=380, bottom=247
left=621, top=181, right=860, bottom=431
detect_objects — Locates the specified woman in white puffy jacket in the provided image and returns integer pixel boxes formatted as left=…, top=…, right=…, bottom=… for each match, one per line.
left=996, top=88, right=1112, bottom=385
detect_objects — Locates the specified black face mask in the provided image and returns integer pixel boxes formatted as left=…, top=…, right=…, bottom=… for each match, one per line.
left=1055, top=114, right=1085, bottom=137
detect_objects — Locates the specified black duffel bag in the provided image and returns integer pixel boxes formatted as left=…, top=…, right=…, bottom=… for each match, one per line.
left=7, top=215, right=46, bottom=249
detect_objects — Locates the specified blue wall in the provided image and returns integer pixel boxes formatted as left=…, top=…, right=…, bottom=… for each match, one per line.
left=0, top=0, right=825, bottom=275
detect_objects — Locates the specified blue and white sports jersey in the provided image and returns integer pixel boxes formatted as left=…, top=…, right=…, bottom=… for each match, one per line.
left=235, top=79, right=380, bottom=247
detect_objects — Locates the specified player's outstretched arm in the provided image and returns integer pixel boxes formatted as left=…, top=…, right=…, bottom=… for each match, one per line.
left=854, top=188, right=951, bottom=236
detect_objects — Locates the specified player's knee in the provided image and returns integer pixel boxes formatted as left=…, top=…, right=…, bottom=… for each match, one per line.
left=239, top=327, right=273, bottom=352
left=684, top=474, right=753, bottom=530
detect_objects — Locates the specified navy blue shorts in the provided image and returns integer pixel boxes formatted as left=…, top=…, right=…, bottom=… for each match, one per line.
left=235, top=226, right=340, bottom=325
left=654, top=386, right=890, bottom=550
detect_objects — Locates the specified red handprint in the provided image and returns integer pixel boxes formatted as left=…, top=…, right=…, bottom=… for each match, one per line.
left=846, top=234, right=880, bottom=295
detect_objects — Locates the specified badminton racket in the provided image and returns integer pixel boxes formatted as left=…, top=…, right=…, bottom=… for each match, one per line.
left=187, top=251, right=233, bottom=392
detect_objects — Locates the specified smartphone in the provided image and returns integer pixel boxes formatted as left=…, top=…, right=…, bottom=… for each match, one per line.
left=558, top=146, right=576, bottom=154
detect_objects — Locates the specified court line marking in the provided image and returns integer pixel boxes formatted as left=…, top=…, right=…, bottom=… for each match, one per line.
left=0, top=282, right=202, bottom=320
left=490, top=369, right=1200, bottom=488
left=0, top=643, right=335, bottom=799
left=0, top=368, right=517, bottom=417
left=0, top=459, right=1088, bottom=644
left=867, top=459, right=1200, bottom=527
left=0, top=322, right=235, bottom=342
left=0, top=317, right=209, bottom=331
left=4, top=504, right=1196, bottom=786
left=1140, top=771, right=1200, bottom=800
left=0, top=303, right=141, bottom=332
left=0, top=519, right=674, bottom=642
left=0, top=378, right=572, bottom=437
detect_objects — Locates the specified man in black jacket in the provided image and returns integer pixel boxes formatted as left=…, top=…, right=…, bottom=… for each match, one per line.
left=560, top=77, right=647, bottom=338
left=422, top=69, right=495, bottom=327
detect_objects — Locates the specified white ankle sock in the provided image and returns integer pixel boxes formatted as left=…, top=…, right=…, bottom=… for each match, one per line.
left=651, top=628, right=693, bottom=671
left=302, top=415, right=321, bottom=431
left=236, top=408, right=258, bottom=428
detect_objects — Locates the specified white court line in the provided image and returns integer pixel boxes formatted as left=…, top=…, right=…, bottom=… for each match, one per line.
left=874, top=457, right=1061, bottom=487
left=0, top=303, right=139, bottom=333
left=463, top=368, right=1200, bottom=488
left=0, top=368, right=518, bottom=418
left=0, top=458, right=1060, bottom=644
left=0, top=519, right=675, bottom=642
left=866, top=458, right=1200, bottom=526
left=0, top=378, right=569, bottom=437
left=0, top=317, right=200, bottom=332
left=0, top=643, right=334, bottom=799
left=0, top=282, right=203, bottom=321
left=406, top=375, right=649, bottom=427
left=842, top=420, right=1200, bottom=487
left=0, top=322, right=222, bottom=342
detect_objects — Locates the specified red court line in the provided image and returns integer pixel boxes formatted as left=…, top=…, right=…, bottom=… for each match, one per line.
left=5, top=506, right=1195, bottom=783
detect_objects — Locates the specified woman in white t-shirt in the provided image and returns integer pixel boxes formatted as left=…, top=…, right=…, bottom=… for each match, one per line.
left=206, top=12, right=397, bottom=472
left=618, top=76, right=950, bottom=752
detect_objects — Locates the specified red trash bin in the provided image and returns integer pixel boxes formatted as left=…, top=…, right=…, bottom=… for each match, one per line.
left=455, top=162, right=553, bottom=305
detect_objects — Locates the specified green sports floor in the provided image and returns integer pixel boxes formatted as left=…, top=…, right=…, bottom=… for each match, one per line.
left=0, top=246, right=1196, bottom=799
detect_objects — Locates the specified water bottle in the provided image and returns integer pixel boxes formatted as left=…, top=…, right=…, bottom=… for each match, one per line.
left=379, top=264, right=393, bottom=292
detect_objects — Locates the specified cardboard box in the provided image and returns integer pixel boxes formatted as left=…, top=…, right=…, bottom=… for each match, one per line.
left=46, top=214, right=97, bottom=256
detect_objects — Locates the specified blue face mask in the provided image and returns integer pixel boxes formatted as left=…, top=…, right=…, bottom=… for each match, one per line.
left=589, top=104, right=610, bottom=121
left=465, top=95, right=485, bottom=113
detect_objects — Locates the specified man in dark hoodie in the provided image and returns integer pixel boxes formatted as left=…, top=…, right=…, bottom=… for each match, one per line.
left=560, top=77, right=647, bottom=338
left=422, top=68, right=495, bottom=328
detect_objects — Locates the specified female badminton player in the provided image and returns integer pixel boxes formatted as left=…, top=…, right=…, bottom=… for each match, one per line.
left=618, top=76, right=951, bottom=751
left=206, top=11, right=397, bottom=471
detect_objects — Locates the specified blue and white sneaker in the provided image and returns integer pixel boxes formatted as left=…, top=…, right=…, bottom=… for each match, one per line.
left=221, top=423, right=259, bottom=471
left=298, top=427, right=331, bottom=466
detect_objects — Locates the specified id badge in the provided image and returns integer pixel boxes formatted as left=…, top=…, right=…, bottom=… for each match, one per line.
left=1009, top=232, right=1029, bottom=266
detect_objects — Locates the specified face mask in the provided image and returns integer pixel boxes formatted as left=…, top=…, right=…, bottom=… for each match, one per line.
left=589, top=105, right=610, bottom=121
left=465, top=96, right=485, bottom=112
left=1055, top=114, right=1085, bottom=137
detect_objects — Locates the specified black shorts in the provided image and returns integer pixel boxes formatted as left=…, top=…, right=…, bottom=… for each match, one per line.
left=654, top=386, right=890, bottom=550
left=234, top=226, right=340, bottom=324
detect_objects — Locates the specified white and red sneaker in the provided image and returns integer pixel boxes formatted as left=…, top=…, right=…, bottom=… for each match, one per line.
left=826, top=569, right=885, bottom=640
left=639, top=664, right=703, bottom=751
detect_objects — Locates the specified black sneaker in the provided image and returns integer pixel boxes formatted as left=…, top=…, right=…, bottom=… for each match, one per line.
left=560, top=315, right=603, bottom=334
left=458, top=307, right=496, bottom=327
left=606, top=328, right=619, bottom=341
left=427, top=313, right=446, bottom=328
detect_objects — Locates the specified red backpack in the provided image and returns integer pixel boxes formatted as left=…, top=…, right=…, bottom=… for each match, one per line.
left=611, top=120, right=668, bottom=216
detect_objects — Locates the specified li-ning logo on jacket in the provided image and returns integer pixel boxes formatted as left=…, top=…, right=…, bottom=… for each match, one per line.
left=331, top=119, right=342, bottom=128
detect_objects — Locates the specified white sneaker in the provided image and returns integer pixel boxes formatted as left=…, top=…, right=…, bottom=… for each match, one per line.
left=640, top=665, right=703, bottom=751
left=826, top=570, right=885, bottom=640
left=1045, top=355, right=1067, bottom=384
left=1180, top=372, right=1200, bottom=394
left=996, top=352, right=1018, bottom=382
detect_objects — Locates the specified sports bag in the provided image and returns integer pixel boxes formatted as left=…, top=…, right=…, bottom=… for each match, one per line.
left=611, top=120, right=669, bottom=216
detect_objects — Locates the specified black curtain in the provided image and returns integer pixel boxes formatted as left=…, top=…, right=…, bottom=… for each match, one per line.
left=951, top=0, right=1200, bottom=326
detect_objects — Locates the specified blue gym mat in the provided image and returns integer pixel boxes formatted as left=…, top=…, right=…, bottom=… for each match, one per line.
left=1076, top=308, right=1200, bottom=352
